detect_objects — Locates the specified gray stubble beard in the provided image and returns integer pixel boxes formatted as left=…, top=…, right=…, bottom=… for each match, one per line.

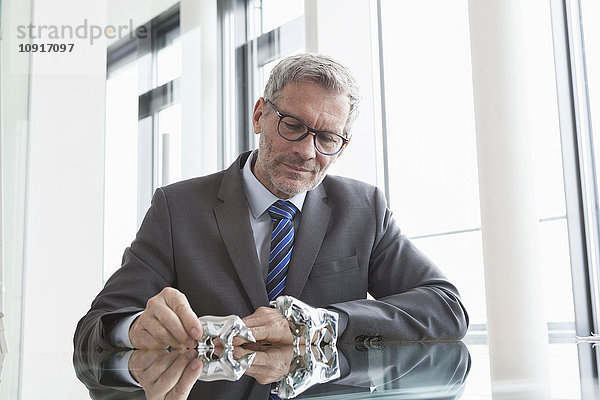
left=256, top=131, right=327, bottom=197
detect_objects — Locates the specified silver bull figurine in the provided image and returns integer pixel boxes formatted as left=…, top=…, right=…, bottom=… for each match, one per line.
left=270, top=296, right=339, bottom=351
left=195, top=315, right=257, bottom=382
left=196, top=314, right=256, bottom=349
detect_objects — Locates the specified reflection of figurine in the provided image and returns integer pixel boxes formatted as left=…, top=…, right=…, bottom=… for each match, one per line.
left=270, top=296, right=338, bottom=351
left=197, top=315, right=255, bottom=349
left=197, top=347, right=256, bottom=382
left=73, top=342, right=471, bottom=400
left=275, top=344, right=340, bottom=399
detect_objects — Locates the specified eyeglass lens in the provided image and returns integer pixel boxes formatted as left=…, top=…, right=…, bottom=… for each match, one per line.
left=278, top=116, right=343, bottom=155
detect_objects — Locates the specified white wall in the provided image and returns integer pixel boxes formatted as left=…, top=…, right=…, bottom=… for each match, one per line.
left=19, top=1, right=107, bottom=398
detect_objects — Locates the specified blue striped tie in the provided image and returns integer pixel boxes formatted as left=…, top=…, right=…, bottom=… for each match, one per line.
left=266, top=200, right=298, bottom=301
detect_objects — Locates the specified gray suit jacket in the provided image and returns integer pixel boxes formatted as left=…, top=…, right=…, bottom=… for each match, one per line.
left=74, top=151, right=468, bottom=354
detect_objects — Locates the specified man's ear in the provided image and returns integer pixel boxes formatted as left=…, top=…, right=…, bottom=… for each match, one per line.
left=252, top=97, right=266, bottom=134
left=336, top=135, right=352, bottom=158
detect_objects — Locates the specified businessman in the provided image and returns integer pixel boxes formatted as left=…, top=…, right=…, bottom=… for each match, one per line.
left=74, top=53, right=468, bottom=354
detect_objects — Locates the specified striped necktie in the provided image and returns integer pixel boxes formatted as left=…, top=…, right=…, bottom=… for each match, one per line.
left=266, top=200, right=298, bottom=301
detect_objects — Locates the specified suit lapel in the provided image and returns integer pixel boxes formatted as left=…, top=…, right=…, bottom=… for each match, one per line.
left=284, top=184, right=331, bottom=298
left=214, top=152, right=269, bottom=310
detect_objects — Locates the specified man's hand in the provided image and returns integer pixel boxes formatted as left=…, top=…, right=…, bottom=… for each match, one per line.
left=238, top=306, right=295, bottom=345
left=129, top=349, right=202, bottom=400
left=130, top=287, right=203, bottom=349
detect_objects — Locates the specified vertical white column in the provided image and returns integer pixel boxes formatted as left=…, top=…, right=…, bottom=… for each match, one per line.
left=180, top=0, right=218, bottom=178
left=468, top=0, right=550, bottom=398
left=162, top=133, right=172, bottom=185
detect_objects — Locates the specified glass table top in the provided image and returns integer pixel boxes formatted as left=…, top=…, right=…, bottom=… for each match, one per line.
left=72, top=340, right=600, bottom=400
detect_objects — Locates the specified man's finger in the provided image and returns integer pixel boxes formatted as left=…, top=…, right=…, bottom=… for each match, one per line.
left=138, top=350, right=184, bottom=386
left=241, top=307, right=294, bottom=344
left=131, top=288, right=199, bottom=349
left=129, top=349, right=169, bottom=372
left=243, top=307, right=282, bottom=327
left=135, top=332, right=162, bottom=350
left=250, top=324, right=290, bottom=343
left=232, top=346, right=256, bottom=360
left=245, top=364, right=286, bottom=385
left=150, top=303, right=195, bottom=347
left=248, top=325, right=269, bottom=342
left=130, top=319, right=165, bottom=350
left=162, top=288, right=203, bottom=340
left=140, top=316, right=183, bottom=348
left=231, top=336, right=246, bottom=346
left=168, top=357, right=202, bottom=399
left=242, top=349, right=271, bottom=366
left=152, top=351, right=193, bottom=392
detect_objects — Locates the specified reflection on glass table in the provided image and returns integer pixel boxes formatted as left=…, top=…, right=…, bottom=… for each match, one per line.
left=73, top=341, right=470, bottom=400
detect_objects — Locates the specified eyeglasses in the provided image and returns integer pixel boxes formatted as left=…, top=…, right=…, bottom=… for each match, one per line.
left=265, top=100, right=349, bottom=156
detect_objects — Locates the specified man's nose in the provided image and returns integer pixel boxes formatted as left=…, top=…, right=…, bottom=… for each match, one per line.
left=291, top=133, right=316, bottom=160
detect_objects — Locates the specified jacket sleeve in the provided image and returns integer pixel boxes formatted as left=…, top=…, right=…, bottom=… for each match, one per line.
left=329, top=188, right=469, bottom=342
left=73, top=188, right=176, bottom=354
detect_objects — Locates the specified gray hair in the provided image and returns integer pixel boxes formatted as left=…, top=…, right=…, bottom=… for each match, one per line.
left=263, top=53, right=361, bottom=137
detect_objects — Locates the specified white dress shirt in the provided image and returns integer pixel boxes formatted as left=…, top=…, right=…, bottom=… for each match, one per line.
left=241, top=150, right=306, bottom=275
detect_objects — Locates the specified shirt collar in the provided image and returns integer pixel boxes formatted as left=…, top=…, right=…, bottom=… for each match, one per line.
left=242, top=150, right=306, bottom=219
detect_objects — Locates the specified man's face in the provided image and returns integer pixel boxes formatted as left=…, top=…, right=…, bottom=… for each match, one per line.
left=252, top=81, right=350, bottom=199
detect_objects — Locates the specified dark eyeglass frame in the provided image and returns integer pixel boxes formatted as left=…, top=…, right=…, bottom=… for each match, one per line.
left=265, top=99, right=349, bottom=156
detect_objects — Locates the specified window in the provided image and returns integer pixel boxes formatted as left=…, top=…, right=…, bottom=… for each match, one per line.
left=104, top=5, right=181, bottom=281
left=218, top=0, right=304, bottom=167
left=379, top=0, right=486, bottom=331
left=579, top=0, right=600, bottom=331
left=379, top=0, right=584, bottom=395
left=551, top=0, right=600, bottom=385
left=220, top=1, right=578, bottom=348
left=216, top=0, right=597, bottom=394
left=104, top=63, right=140, bottom=282
left=253, top=0, right=305, bottom=128
left=379, top=0, right=575, bottom=344
left=258, top=0, right=304, bottom=34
